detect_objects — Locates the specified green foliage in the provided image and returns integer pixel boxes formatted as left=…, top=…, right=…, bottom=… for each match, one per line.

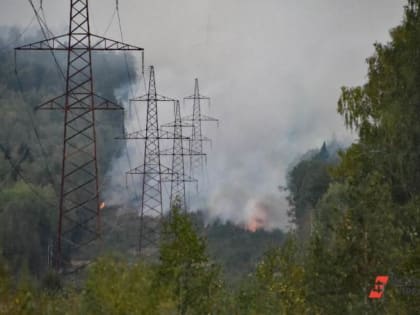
left=286, top=142, right=338, bottom=238
left=94, top=208, right=285, bottom=286
left=307, top=1, right=420, bottom=312
left=275, top=2, right=420, bottom=312
left=237, top=236, right=307, bottom=314
left=0, top=182, right=55, bottom=277
left=203, top=217, right=284, bottom=284
left=156, top=207, right=223, bottom=315
left=337, top=1, right=420, bottom=204
left=83, top=257, right=162, bottom=315
left=314, top=182, right=349, bottom=243
left=0, top=258, right=79, bottom=315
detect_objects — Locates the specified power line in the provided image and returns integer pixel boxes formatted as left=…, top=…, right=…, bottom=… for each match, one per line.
left=29, top=0, right=54, bottom=38
left=115, top=0, right=147, bottom=109
left=0, top=15, right=37, bottom=51
left=26, top=0, right=66, bottom=82
left=115, top=0, right=144, bottom=207
left=103, top=6, right=117, bottom=37
left=39, top=2, right=55, bottom=38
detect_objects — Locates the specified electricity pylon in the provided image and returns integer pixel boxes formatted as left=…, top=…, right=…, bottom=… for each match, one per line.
left=122, top=66, right=178, bottom=255
left=161, top=100, right=200, bottom=211
left=16, top=0, right=143, bottom=272
left=183, top=79, right=218, bottom=177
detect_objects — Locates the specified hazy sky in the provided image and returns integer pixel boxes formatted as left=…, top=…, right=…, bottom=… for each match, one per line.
left=0, top=0, right=406, bottom=229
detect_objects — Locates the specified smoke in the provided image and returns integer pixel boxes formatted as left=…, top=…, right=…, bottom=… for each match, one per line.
left=102, top=69, right=180, bottom=213
left=7, top=0, right=404, bottom=229
left=99, top=0, right=404, bottom=230
left=101, top=81, right=143, bottom=209
left=197, top=149, right=293, bottom=231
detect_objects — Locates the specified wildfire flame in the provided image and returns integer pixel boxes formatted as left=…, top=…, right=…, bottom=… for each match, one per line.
left=247, top=216, right=266, bottom=232
left=99, top=202, right=105, bottom=210
left=245, top=200, right=268, bottom=232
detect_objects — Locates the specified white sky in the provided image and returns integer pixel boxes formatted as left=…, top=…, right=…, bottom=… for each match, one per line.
left=0, top=0, right=406, bottom=228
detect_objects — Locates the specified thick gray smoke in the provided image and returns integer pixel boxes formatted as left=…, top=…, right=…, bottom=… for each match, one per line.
left=101, top=82, right=143, bottom=209
left=2, top=0, right=405, bottom=230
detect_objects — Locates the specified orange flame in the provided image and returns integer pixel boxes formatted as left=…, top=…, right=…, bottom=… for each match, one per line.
left=247, top=216, right=266, bottom=232
left=99, top=202, right=105, bottom=210
left=245, top=201, right=268, bottom=232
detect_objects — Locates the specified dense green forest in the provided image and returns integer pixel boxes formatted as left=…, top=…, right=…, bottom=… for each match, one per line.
left=2, top=0, right=420, bottom=313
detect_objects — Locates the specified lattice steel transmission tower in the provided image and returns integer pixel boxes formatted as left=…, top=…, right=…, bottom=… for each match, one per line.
left=183, top=79, right=218, bottom=177
left=161, top=101, right=199, bottom=211
left=122, top=66, right=177, bottom=254
left=16, top=0, right=143, bottom=271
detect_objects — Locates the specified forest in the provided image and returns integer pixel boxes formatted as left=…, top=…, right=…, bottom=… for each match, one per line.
left=1, top=1, right=420, bottom=314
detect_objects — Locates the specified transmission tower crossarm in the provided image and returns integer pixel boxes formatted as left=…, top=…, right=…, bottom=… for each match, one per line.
left=36, top=93, right=124, bottom=110
left=182, top=114, right=219, bottom=125
left=118, top=129, right=190, bottom=140
left=15, top=33, right=143, bottom=51
left=191, top=135, right=213, bottom=143
left=15, top=34, right=68, bottom=50
left=89, top=34, right=143, bottom=51
left=130, top=93, right=176, bottom=102
left=125, top=163, right=174, bottom=195
left=161, top=121, right=193, bottom=128
left=160, top=147, right=205, bottom=156
left=128, top=164, right=172, bottom=173
left=184, top=94, right=210, bottom=100
left=162, top=173, right=197, bottom=183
